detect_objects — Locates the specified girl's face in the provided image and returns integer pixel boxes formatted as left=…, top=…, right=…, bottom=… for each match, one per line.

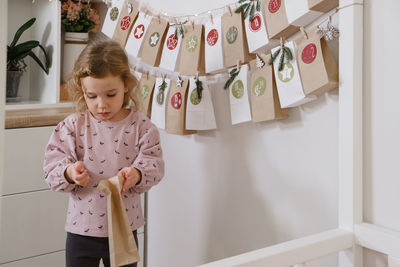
left=81, top=74, right=128, bottom=122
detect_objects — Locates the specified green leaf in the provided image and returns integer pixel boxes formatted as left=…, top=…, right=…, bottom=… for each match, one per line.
left=28, top=51, right=49, bottom=74
left=283, top=46, right=293, bottom=61
left=9, top=18, right=36, bottom=48
left=238, top=0, right=248, bottom=3
left=268, top=48, right=281, bottom=65
left=8, top=41, right=40, bottom=61
left=195, top=79, right=203, bottom=100
left=243, top=3, right=252, bottom=19
left=38, top=44, right=50, bottom=70
left=230, top=67, right=238, bottom=75
left=235, top=3, right=249, bottom=14
left=278, top=50, right=285, bottom=71
left=249, top=3, right=256, bottom=22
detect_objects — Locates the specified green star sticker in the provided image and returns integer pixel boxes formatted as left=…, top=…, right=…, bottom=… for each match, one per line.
left=252, top=77, right=266, bottom=96
left=140, top=85, right=150, bottom=100
left=232, top=80, right=244, bottom=99
left=226, top=26, right=238, bottom=44
left=186, top=35, right=198, bottom=52
left=278, top=62, right=294, bottom=83
left=190, top=88, right=201, bottom=105
left=110, top=7, right=119, bottom=21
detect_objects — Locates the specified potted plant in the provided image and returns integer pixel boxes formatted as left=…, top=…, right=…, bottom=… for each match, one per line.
left=7, top=18, right=50, bottom=101
left=60, top=0, right=100, bottom=42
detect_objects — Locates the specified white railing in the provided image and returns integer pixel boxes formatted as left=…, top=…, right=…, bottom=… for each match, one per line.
left=198, top=229, right=353, bottom=267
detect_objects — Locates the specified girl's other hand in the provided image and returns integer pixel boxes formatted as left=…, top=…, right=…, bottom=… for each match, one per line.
left=65, top=161, right=90, bottom=186
left=118, top=167, right=142, bottom=194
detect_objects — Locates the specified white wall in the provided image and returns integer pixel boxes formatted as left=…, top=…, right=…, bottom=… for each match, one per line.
left=363, top=0, right=400, bottom=265
left=145, top=1, right=339, bottom=266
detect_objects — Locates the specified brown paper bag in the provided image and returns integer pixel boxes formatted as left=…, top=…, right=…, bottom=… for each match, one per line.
left=132, top=74, right=156, bottom=118
left=97, top=176, right=140, bottom=267
left=112, top=0, right=139, bottom=47
left=139, top=17, right=168, bottom=66
left=166, top=79, right=196, bottom=135
left=308, top=0, right=339, bottom=12
left=296, top=28, right=338, bottom=96
left=263, top=0, right=298, bottom=39
left=177, top=23, right=203, bottom=76
left=221, top=12, right=253, bottom=68
left=249, top=54, right=288, bottom=122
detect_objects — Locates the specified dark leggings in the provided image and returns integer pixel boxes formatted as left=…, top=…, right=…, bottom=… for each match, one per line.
left=66, top=231, right=138, bottom=267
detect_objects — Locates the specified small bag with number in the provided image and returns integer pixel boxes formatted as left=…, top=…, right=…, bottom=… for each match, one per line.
left=150, top=78, right=171, bottom=130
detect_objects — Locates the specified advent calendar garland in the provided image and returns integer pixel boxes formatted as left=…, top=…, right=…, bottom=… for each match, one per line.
left=99, top=0, right=355, bottom=135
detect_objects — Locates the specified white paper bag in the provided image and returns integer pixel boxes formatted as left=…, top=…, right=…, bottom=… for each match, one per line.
left=244, top=11, right=276, bottom=53
left=271, top=41, right=316, bottom=108
left=125, top=12, right=153, bottom=60
left=285, top=0, right=322, bottom=26
left=158, top=26, right=183, bottom=72
left=229, top=64, right=252, bottom=125
left=204, top=15, right=224, bottom=73
left=101, top=0, right=125, bottom=39
left=150, top=77, right=171, bottom=129
left=186, top=77, right=217, bottom=130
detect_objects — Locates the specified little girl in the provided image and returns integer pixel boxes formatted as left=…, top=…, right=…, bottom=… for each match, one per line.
left=43, top=40, right=165, bottom=267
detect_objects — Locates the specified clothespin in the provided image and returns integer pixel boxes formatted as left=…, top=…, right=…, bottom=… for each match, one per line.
left=190, top=20, right=194, bottom=30
left=300, top=27, right=308, bottom=40
left=236, top=59, right=241, bottom=70
left=227, top=5, right=232, bottom=16
left=195, top=71, right=199, bottom=81
left=280, top=37, right=284, bottom=50
left=162, top=73, right=166, bottom=81
left=209, top=11, right=214, bottom=24
left=145, top=71, right=149, bottom=80
left=157, top=14, right=161, bottom=24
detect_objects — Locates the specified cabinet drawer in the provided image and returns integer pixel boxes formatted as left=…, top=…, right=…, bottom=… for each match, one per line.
left=0, top=251, right=64, bottom=267
left=0, top=190, right=69, bottom=263
left=3, top=127, right=54, bottom=195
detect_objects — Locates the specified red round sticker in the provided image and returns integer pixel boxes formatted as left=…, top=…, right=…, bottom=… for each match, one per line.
left=207, top=29, right=219, bottom=46
left=134, top=24, right=145, bottom=39
left=250, top=14, right=262, bottom=32
left=120, top=16, right=131, bottom=30
left=171, top=92, right=182, bottom=109
left=166, top=34, right=178, bottom=50
left=268, top=0, right=281, bottom=13
left=301, top=43, right=317, bottom=64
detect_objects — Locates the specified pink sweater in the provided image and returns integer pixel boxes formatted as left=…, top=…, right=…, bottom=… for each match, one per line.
left=43, top=109, right=164, bottom=237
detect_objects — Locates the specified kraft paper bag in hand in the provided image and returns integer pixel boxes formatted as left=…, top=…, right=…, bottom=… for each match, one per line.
left=244, top=10, right=277, bottom=53
left=285, top=0, right=322, bottom=27
left=308, top=0, right=338, bottom=12
left=140, top=17, right=168, bottom=66
left=125, top=12, right=153, bottom=60
left=221, top=12, right=252, bottom=68
left=295, top=27, right=338, bottom=96
left=151, top=77, right=171, bottom=130
left=166, top=78, right=196, bottom=135
left=177, top=23, right=203, bottom=76
left=249, top=54, right=288, bottom=122
left=112, top=0, right=138, bottom=47
left=263, top=0, right=298, bottom=39
left=271, top=41, right=316, bottom=108
left=228, top=64, right=252, bottom=125
left=97, top=176, right=140, bottom=267
left=102, top=0, right=125, bottom=39
left=132, top=74, right=156, bottom=118
left=186, top=77, right=217, bottom=130
left=204, top=14, right=224, bottom=73
left=159, top=25, right=183, bottom=72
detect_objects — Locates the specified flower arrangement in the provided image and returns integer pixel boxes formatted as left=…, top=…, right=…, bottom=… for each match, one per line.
left=61, top=0, right=100, bottom=33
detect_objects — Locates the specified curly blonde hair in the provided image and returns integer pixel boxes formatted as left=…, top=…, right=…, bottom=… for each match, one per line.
left=67, top=40, right=138, bottom=112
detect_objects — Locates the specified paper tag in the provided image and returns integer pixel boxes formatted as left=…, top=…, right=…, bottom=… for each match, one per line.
left=204, top=15, right=224, bottom=73
left=244, top=11, right=271, bottom=53
left=159, top=26, right=183, bottom=72
left=102, top=0, right=124, bottom=39
left=150, top=78, right=171, bottom=129
left=186, top=77, right=217, bottom=130
left=125, top=12, right=153, bottom=59
left=229, top=65, right=252, bottom=125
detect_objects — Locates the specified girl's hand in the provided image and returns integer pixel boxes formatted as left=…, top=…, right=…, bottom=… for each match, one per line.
left=118, top=167, right=142, bottom=194
left=65, top=161, right=90, bottom=186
